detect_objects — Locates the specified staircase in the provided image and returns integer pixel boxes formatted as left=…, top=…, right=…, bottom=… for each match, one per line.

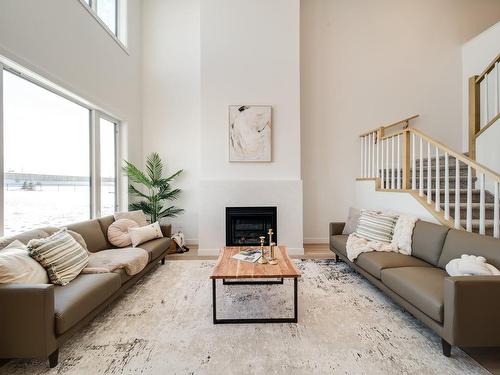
left=381, top=155, right=496, bottom=236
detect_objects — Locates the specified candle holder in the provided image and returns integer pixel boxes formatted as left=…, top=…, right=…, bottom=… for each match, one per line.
left=258, top=236, right=268, bottom=264
left=268, top=242, right=278, bottom=265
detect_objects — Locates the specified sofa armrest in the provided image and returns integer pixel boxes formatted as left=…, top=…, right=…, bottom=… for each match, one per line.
left=160, top=223, right=172, bottom=238
left=329, top=222, right=345, bottom=236
left=443, top=276, right=500, bottom=346
left=0, top=284, right=57, bottom=358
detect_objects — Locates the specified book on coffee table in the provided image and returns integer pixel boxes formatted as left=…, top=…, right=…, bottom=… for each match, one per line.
left=231, top=252, right=261, bottom=263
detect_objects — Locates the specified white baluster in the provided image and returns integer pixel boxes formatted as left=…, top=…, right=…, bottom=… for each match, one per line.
left=373, top=132, right=377, bottom=178
left=419, top=137, right=424, bottom=197
left=386, top=137, right=390, bottom=189
left=397, top=134, right=401, bottom=189
left=444, top=152, right=449, bottom=220
left=391, top=136, right=395, bottom=189
left=435, top=146, right=440, bottom=212
left=368, top=133, right=372, bottom=178
left=495, top=181, right=499, bottom=238
left=360, top=137, right=364, bottom=177
left=381, top=138, right=385, bottom=188
left=411, top=133, right=416, bottom=190
left=467, top=165, right=472, bottom=232
left=427, top=142, right=431, bottom=204
left=479, top=173, right=485, bottom=235
left=455, top=159, right=461, bottom=229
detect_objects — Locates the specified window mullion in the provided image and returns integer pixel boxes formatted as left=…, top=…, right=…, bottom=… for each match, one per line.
left=91, top=110, right=101, bottom=219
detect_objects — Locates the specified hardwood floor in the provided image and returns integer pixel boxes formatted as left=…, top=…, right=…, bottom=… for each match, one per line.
left=167, top=243, right=500, bottom=374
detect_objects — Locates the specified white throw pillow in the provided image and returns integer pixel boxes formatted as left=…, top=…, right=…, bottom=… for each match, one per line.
left=113, top=210, right=148, bottom=227
left=128, top=222, right=163, bottom=247
left=0, top=240, right=49, bottom=284
left=108, top=219, right=139, bottom=247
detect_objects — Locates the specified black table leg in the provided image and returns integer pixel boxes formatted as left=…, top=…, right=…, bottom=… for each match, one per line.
left=212, top=277, right=298, bottom=324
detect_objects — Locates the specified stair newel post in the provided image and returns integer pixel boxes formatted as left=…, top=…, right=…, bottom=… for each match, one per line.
left=402, top=130, right=410, bottom=190
left=468, top=75, right=480, bottom=161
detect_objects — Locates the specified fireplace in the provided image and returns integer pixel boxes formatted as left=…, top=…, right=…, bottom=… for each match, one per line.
left=226, top=207, right=277, bottom=246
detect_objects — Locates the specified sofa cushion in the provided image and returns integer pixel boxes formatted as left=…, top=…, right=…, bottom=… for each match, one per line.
left=355, top=252, right=432, bottom=279
left=330, top=235, right=348, bottom=257
left=411, top=221, right=449, bottom=266
left=381, top=267, right=447, bottom=322
left=54, top=273, right=121, bottom=335
left=138, top=237, right=171, bottom=262
left=438, top=229, right=500, bottom=269
left=67, top=220, right=108, bottom=253
left=98, top=216, right=116, bottom=248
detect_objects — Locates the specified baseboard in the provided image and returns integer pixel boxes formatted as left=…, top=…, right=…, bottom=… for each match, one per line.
left=303, top=238, right=329, bottom=244
left=198, top=247, right=305, bottom=257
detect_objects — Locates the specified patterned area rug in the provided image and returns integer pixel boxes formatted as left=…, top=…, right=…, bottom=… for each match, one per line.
left=2, top=260, right=487, bottom=374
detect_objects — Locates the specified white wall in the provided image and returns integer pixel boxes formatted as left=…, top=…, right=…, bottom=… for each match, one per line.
left=142, top=0, right=200, bottom=242
left=355, top=181, right=439, bottom=224
left=0, top=0, right=143, bottom=185
left=462, top=22, right=500, bottom=174
left=301, top=0, right=500, bottom=243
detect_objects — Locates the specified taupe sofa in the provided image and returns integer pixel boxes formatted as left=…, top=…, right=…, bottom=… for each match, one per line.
left=0, top=216, right=172, bottom=367
left=330, top=220, right=500, bottom=356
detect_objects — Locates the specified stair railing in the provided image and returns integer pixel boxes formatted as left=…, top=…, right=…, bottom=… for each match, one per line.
left=359, top=116, right=500, bottom=238
left=469, top=52, right=500, bottom=160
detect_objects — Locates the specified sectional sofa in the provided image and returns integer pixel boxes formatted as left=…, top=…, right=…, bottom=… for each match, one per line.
left=330, top=220, right=500, bottom=356
left=0, top=215, right=172, bottom=367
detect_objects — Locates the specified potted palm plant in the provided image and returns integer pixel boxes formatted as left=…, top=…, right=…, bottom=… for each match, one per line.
left=123, top=152, right=184, bottom=223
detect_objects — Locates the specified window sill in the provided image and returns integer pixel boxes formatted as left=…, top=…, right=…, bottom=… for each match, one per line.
left=77, top=0, right=129, bottom=55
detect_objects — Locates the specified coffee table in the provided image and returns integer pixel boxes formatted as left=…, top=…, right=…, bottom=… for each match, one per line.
left=210, top=246, right=301, bottom=324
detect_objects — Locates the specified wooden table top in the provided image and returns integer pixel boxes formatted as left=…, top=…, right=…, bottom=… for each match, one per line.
left=210, top=246, right=301, bottom=279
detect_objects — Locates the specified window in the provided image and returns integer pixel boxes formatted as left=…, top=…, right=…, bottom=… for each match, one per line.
left=0, top=64, right=121, bottom=236
left=80, top=0, right=125, bottom=48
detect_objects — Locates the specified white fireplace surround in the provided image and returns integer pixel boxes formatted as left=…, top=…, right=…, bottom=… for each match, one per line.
left=198, top=180, right=304, bottom=256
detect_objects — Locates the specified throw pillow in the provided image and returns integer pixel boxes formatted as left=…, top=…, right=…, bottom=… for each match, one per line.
left=108, top=219, right=139, bottom=247
left=0, top=240, right=49, bottom=284
left=342, top=207, right=361, bottom=235
left=27, top=229, right=89, bottom=286
left=113, top=210, right=148, bottom=227
left=128, top=222, right=164, bottom=247
left=354, top=210, right=398, bottom=243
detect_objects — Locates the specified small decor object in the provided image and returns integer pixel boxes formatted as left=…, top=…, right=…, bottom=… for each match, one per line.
left=229, top=105, right=272, bottom=162
left=231, top=250, right=261, bottom=263
left=268, top=243, right=278, bottom=265
left=258, top=236, right=268, bottom=264
left=128, top=222, right=164, bottom=247
left=123, top=152, right=184, bottom=223
left=172, top=231, right=190, bottom=253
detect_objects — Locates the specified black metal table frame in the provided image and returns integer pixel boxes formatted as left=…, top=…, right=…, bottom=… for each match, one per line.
left=212, top=277, right=298, bottom=324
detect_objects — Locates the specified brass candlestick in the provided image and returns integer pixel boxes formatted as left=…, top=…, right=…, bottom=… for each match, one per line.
left=268, top=242, right=278, bottom=265
left=258, top=236, right=268, bottom=264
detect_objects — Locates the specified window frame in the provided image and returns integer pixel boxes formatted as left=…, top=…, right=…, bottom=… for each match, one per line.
left=78, top=0, right=128, bottom=54
left=0, top=60, right=122, bottom=236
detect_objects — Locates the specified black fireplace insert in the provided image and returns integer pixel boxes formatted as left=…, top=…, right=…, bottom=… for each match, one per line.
left=226, top=207, right=277, bottom=246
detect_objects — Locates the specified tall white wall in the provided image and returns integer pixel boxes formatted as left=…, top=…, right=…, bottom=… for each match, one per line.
left=462, top=22, right=500, bottom=174
left=0, top=0, right=143, bottom=184
left=142, top=0, right=201, bottom=242
left=301, top=0, right=500, bottom=243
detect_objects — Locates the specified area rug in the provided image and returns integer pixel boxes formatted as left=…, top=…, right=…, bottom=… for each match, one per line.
left=2, top=260, right=487, bottom=374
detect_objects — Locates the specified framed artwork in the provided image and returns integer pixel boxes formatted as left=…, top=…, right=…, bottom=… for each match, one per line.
left=229, top=105, right=272, bottom=162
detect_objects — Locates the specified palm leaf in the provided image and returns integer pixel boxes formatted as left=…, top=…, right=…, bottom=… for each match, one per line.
left=128, top=184, right=150, bottom=200
left=123, top=160, right=152, bottom=189
left=157, top=206, right=184, bottom=219
left=146, top=152, right=163, bottom=183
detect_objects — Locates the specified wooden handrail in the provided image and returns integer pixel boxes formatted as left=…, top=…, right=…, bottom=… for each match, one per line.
left=475, top=52, right=500, bottom=84
left=474, top=113, right=500, bottom=140
left=411, top=128, right=500, bottom=183
left=359, top=114, right=419, bottom=137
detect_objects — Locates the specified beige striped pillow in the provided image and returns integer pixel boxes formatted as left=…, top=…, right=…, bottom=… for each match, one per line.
left=355, top=210, right=398, bottom=243
left=28, top=229, right=88, bottom=285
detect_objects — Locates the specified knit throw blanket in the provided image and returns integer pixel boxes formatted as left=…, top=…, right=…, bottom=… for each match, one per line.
left=82, top=248, right=149, bottom=276
left=346, top=214, right=418, bottom=262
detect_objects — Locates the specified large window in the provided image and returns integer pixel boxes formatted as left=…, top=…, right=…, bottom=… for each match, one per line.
left=1, top=65, right=120, bottom=236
